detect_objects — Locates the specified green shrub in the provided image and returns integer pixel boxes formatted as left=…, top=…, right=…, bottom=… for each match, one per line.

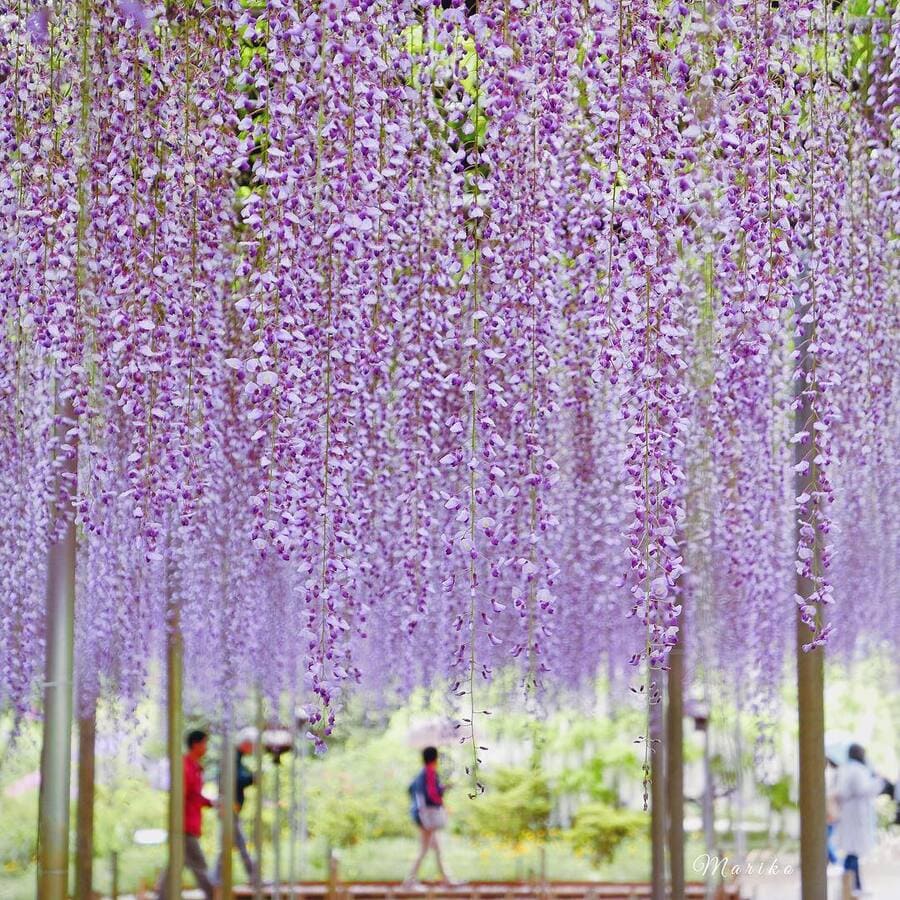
left=759, top=774, right=794, bottom=813
left=93, top=776, right=167, bottom=854
left=305, top=739, right=414, bottom=847
left=0, top=794, right=37, bottom=870
left=454, top=767, right=552, bottom=847
left=567, top=802, right=646, bottom=866
left=555, top=754, right=619, bottom=806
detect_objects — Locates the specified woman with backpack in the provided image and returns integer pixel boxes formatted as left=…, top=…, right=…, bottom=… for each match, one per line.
left=403, top=746, right=459, bottom=888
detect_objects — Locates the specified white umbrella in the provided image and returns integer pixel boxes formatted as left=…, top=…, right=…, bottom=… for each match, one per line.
left=405, top=718, right=456, bottom=750
left=237, top=725, right=259, bottom=748
left=825, top=732, right=855, bottom=765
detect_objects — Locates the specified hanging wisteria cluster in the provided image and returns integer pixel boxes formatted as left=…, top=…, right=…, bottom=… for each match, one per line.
left=0, top=0, right=897, bottom=730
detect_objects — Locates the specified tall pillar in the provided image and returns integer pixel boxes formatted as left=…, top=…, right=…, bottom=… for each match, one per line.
left=701, top=708, right=714, bottom=857
left=667, top=621, right=685, bottom=899
left=37, top=397, right=78, bottom=900
left=733, top=688, right=747, bottom=869
left=74, top=704, right=97, bottom=900
left=253, top=692, right=265, bottom=900
left=273, top=754, right=283, bottom=900
left=166, top=597, right=184, bottom=899
left=289, top=718, right=298, bottom=886
left=650, top=683, right=667, bottom=900
left=797, top=623, right=826, bottom=898
left=220, top=721, right=236, bottom=899
left=794, top=277, right=827, bottom=900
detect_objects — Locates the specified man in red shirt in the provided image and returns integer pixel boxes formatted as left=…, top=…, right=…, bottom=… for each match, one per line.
left=157, top=729, right=216, bottom=899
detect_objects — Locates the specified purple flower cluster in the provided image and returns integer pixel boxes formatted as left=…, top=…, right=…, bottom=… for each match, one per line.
left=0, top=0, right=896, bottom=725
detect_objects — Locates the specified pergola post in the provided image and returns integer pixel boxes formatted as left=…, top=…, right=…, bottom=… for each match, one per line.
left=667, top=617, right=685, bottom=899
left=74, top=703, right=97, bottom=900
left=220, top=719, right=236, bottom=899
left=794, top=273, right=827, bottom=900
left=650, top=681, right=667, bottom=900
left=796, top=622, right=826, bottom=898
left=36, top=397, right=78, bottom=900
left=165, top=593, right=184, bottom=899
left=253, top=691, right=265, bottom=900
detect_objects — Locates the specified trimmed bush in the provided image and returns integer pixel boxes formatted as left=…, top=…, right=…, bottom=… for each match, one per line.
left=567, top=802, right=646, bottom=866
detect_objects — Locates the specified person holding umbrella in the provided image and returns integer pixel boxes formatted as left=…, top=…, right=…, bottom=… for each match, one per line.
left=834, top=743, right=888, bottom=895
left=214, top=727, right=259, bottom=884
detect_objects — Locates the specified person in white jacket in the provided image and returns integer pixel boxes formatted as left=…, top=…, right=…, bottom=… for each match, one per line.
left=835, top=744, right=887, bottom=894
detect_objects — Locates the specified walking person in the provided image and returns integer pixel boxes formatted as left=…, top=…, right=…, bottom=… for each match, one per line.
left=403, top=746, right=459, bottom=888
left=215, top=728, right=259, bottom=883
left=835, top=743, right=888, bottom=896
left=157, top=729, right=217, bottom=899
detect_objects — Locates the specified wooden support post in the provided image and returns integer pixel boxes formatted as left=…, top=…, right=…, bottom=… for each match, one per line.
left=165, top=591, right=184, bottom=900
left=701, top=705, right=714, bottom=859
left=796, top=613, right=826, bottom=900
left=794, top=276, right=827, bottom=900
left=326, top=849, right=339, bottom=900
left=667, top=607, right=685, bottom=900
left=75, top=704, right=97, bottom=900
left=111, top=850, right=119, bottom=900
left=221, top=721, right=236, bottom=899
left=289, top=710, right=299, bottom=887
left=253, top=692, right=265, bottom=900
left=650, top=683, right=667, bottom=900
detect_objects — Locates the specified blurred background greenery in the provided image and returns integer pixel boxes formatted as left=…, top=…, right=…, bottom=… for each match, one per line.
left=1, top=656, right=897, bottom=898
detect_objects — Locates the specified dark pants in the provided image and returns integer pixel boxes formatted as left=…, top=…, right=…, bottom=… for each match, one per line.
left=843, top=853, right=861, bottom=891
left=156, top=834, right=214, bottom=899
left=826, top=823, right=837, bottom=864
left=214, top=815, right=256, bottom=881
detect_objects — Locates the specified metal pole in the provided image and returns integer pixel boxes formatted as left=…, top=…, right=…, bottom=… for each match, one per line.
left=702, top=719, right=714, bottom=856
left=667, top=618, right=685, bottom=899
left=300, top=734, right=308, bottom=843
left=253, top=693, right=265, bottom=900
left=74, top=703, right=97, bottom=900
left=733, top=690, right=747, bottom=871
left=694, top=701, right=715, bottom=900
left=794, top=273, right=827, bottom=900
left=37, top=397, right=77, bottom=900
left=289, top=725, right=298, bottom=888
left=111, top=850, right=119, bottom=900
left=221, top=723, right=236, bottom=899
left=166, top=594, right=184, bottom=900
left=273, top=756, right=282, bottom=900
left=650, top=681, right=667, bottom=900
